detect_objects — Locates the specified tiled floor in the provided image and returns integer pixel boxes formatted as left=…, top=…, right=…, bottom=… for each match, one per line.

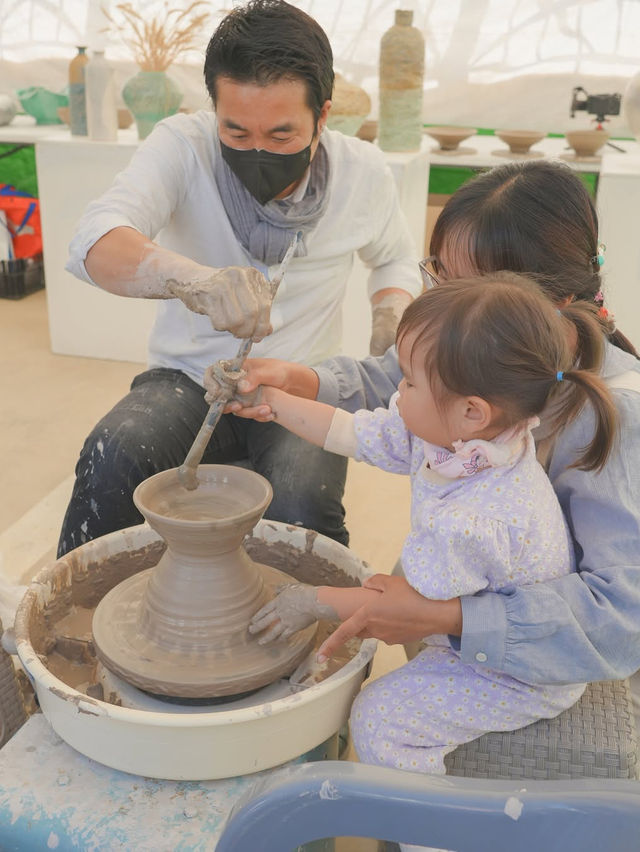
left=0, top=288, right=412, bottom=851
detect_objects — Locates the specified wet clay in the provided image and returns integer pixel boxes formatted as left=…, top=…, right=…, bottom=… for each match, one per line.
left=92, top=466, right=319, bottom=698
left=92, top=563, right=317, bottom=697
left=41, top=605, right=360, bottom=702
left=246, top=528, right=362, bottom=589
left=37, top=598, right=361, bottom=706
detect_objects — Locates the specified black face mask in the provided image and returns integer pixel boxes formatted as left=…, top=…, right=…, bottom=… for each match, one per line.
left=220, top=139, right=312, bottom=205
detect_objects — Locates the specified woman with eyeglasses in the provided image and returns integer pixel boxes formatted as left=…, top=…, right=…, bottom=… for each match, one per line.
left=204, top=158, right=640, bottom=722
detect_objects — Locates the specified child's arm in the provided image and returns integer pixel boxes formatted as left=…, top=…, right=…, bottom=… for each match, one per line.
left=248, top=583, right=382, bottom=647
left=259, top=386, right=337, bottom=449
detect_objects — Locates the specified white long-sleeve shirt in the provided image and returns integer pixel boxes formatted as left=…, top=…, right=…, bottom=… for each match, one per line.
left=66, top=111, right=422, bottom=385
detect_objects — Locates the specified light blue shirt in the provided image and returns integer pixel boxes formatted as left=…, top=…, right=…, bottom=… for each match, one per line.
left=316, top=341, right=640, bottom=685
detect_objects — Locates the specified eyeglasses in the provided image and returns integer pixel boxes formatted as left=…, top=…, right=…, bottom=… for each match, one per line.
left=419, top=256, right=440, bottom=290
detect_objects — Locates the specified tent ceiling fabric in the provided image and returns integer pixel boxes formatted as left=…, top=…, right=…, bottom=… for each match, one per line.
left=1, top=1, right=638, bottom=132
left=2, top=0, right=638, bottom=75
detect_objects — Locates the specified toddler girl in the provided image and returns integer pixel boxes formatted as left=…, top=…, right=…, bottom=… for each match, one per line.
left=248, top=272, right=617, bottom=773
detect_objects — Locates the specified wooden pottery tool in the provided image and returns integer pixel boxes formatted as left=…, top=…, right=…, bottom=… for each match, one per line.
left=178, top=232, right=300, bottom=490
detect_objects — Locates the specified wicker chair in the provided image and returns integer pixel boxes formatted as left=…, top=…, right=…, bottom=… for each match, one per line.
left=444, top=678, right=638, bottom=780
left=0, top=618, right=28, bottom=749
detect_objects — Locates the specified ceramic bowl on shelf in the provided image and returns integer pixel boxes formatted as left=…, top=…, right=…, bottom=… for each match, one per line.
left=424, top=126, right=476, bottom=151
left=564, top=129, right=609, bottom=158
left=17, top=86, right=68, bottom=125
left=495, top=129, right=546, bottom=155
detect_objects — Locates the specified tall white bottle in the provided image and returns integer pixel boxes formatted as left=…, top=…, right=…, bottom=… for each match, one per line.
left=85, top=50, right=118, bottom=142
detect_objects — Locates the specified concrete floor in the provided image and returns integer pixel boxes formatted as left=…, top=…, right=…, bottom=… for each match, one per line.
left=0, top=288, right=412, bottom=851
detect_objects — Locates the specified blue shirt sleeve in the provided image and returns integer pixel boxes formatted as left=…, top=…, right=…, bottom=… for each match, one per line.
left=460, top=383, right=640, bottom=684
left=315, top=345, right=402, bottom=412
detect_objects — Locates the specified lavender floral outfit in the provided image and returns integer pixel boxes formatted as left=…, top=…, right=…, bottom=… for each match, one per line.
left=329, top=394, right=585, bottom=774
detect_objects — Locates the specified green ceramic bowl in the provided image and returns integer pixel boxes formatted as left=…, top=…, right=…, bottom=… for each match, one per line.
left=16, top=87, right=69, bottom=125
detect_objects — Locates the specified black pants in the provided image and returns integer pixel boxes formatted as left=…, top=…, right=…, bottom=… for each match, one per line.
left=57, top=368, right=349, bottom=556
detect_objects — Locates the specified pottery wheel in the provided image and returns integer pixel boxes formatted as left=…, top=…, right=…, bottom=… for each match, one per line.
left=93, top=563, right=317, bottom=698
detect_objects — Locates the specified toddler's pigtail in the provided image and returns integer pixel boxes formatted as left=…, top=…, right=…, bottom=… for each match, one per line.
left=554, top=301, right=618, bottom=471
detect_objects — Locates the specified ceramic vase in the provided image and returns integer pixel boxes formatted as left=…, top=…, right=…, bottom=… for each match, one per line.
left=623, top=69, right=640, bottom=144
left=91, top=465, right=317, bottom=698
left=326, top=72, right=371, bottom=136
left=68, top=46, right=88, bottom=136
left=378, top=9, right=425, bottom=152
left=122, top=70, right=183, bottom=140
left=85, top=50, right=118, bottom=142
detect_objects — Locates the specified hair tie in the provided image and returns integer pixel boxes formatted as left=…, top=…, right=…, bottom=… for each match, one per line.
left=591, top=243, right=606, bottom=268
left=556, top=371, right=564, bottom=382
left=599, top=306, right=613, bottom=321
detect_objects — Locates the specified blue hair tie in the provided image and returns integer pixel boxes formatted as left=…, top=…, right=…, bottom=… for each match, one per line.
left=592, top=243, right=606, bottom=268
left=556, top=371, right=564, bottom=382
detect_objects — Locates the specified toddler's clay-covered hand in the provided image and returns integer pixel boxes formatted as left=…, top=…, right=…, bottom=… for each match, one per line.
left=248, top=583, right=337, bottom=645
left=167, top=265, right=273, bottom=341
left=203, top=361, right=263, bottom=408
left=369, top=291, right=413, bottom=356
left=204, top=357, right=319, bottom=421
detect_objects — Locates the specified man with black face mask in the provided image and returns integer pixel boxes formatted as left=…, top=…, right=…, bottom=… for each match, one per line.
left=60, top=0, right=421, bottom=558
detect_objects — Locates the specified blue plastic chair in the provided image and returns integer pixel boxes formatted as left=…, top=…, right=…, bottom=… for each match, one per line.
left=215, top=759, right=640, bottom=851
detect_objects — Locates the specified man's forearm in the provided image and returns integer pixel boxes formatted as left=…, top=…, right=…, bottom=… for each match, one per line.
left=85, top=227, right=201, bottom=299
left=369, top=288, right=414, bottom=357
left=370, top=287, right=414, bottom=308
left=85, top=228, right=273, bottom=340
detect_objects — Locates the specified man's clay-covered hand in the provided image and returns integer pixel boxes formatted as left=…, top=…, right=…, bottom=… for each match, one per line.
left=248, top=583, right=337, bottom=644
left=369, top=291, right=413, bottom=356
left=167, top=265, right=273, bottom=341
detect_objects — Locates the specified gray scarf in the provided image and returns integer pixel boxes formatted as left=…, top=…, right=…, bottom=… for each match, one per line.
left=213, top=131, right=330, bottom=266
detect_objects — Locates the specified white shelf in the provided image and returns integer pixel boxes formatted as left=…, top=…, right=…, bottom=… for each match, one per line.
left=3, top=118, right=638, bottom=358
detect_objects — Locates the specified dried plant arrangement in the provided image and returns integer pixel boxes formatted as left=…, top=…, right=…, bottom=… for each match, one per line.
left=104, top=1, right=210, bottom=71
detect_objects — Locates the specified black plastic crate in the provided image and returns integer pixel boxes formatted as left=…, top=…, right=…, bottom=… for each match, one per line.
left=0, top=255, right=45, bottom=299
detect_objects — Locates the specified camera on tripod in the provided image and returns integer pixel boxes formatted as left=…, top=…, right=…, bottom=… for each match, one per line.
left=570, top=86, right=621, bottom=125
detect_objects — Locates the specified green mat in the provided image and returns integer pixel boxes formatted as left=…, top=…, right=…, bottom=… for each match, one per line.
left=0, top=144, right=38, bottom=197
left=428, top=164, right=597, bottom=198
left=0, top=133, right=602, bottom=205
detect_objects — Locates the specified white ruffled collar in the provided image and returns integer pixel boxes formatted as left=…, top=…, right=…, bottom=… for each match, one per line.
left=422, top=417, right=539, bottom=480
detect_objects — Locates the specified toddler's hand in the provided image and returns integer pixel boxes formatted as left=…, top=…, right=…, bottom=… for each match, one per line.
left=248, top=584, right=336, bottom=644
left=203, top=361, right=263, bottom=406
